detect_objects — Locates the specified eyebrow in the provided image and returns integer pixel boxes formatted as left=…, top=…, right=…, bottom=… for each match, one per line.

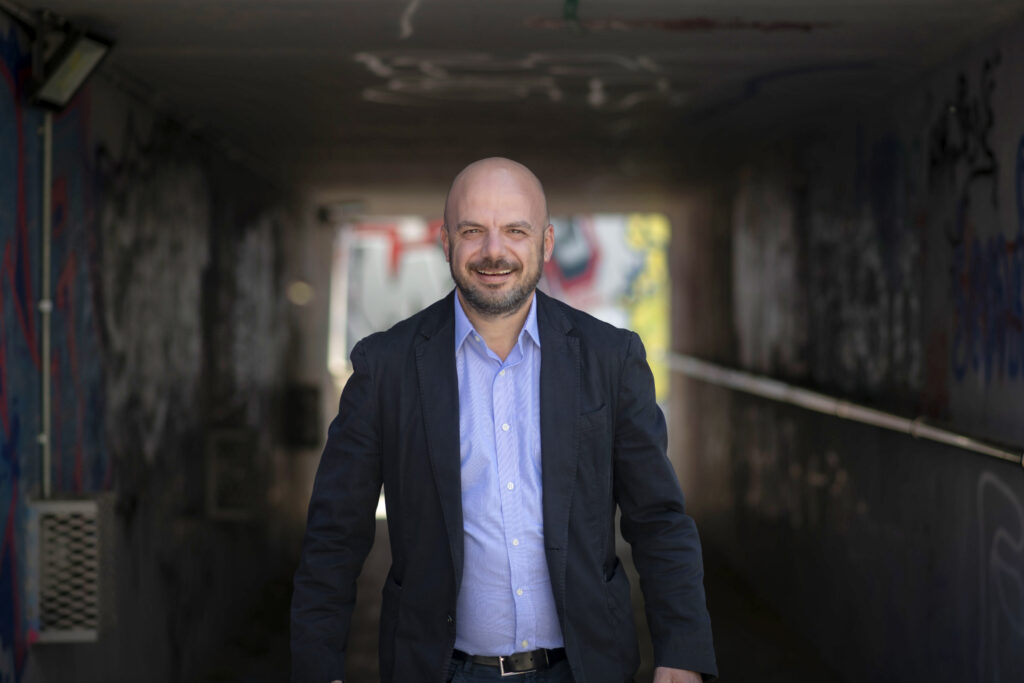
left=455, top=220, right=534, bottom=230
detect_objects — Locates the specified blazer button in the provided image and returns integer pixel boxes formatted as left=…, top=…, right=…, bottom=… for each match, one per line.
left=446, top=614, right=454, bottom=625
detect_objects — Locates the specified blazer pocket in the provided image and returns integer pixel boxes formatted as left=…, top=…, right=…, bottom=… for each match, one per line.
left=604, top=558, right=640, bottom=670
left=604, top=557, right=628, bottom=618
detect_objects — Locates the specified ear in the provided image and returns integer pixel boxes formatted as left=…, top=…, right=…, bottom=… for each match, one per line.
left=542, top=224, right=554, bottom=262
left=440, top=224, right=451, bottom=263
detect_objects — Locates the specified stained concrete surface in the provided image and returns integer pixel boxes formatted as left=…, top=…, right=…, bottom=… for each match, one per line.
left=204, top=519, right=843, bottom=682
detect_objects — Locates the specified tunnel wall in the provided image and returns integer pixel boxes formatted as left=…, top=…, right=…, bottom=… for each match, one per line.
left=674, top=17, right=1024, bottom=683
left=1, top=13, right=298, bottom=683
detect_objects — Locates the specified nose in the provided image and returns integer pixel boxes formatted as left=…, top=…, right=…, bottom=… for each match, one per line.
left=481, top=229, right=505, bottom=260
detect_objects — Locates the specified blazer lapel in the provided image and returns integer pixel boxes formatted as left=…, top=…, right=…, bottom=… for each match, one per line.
left=415, top=294, right=465, bottom=591
left=537, top=291, right=580, bottom=615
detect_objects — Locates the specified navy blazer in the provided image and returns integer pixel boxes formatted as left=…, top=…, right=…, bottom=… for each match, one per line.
left=291, top=290, right=716, bottom=682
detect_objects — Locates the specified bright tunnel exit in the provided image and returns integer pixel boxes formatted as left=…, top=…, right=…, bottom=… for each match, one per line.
left=326, top=212, right=673, bottom=519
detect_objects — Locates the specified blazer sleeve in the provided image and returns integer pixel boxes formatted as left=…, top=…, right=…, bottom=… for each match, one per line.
left=291, top=340, right=383, bottom=683
left=613, top=332, right=718, bottom=679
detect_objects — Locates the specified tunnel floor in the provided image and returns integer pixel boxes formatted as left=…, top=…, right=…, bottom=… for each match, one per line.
left=206, top=521, right=843, bottom=682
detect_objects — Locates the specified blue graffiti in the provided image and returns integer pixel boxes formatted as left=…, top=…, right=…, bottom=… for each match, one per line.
left=0, top=411, right=22, bottom=682
left=951, top=136, right=1024, bottom=382
left=0, top=14, right=107, bottom=681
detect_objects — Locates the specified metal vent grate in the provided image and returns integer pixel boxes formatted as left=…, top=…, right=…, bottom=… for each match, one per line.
left=29, top=500, right=100, bottom=642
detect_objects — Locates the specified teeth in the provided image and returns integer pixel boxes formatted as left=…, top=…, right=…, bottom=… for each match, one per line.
left=479, top=270, right=511, bottom=275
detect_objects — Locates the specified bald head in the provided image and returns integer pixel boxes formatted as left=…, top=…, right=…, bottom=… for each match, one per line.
left=439, top=157, right=555, bottom=320
left=443, top=157, right=549, bottom=230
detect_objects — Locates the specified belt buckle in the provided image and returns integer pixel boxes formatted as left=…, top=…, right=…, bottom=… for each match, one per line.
left=498, top=651, right=546, bottom=677
left=498, top=655, right=526, bottom=677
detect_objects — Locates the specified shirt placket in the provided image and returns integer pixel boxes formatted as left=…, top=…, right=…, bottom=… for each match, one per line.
left=492, top=351, right=535, bottom=652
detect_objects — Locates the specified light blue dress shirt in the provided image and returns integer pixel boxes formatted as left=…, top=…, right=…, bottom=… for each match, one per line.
left=452, top=293, right=564, bottom=656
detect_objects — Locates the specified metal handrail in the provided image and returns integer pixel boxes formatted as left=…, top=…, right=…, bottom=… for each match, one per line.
left=666, top=352, right=1024, bottom=469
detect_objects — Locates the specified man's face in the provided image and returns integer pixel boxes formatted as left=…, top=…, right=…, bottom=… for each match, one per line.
left=441, top=166, right=554, bottom=318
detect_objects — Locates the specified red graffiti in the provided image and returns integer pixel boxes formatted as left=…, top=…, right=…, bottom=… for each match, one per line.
left=0, top=245, right=9, bottom=440
left=354, top=219, right=444, bottom=276
left=0, top=61, right=40, bottom=371
left=544, top=217, right=600, bottom=293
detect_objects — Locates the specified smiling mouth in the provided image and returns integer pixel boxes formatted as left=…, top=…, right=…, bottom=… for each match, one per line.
left=470, top=260, right=519, bottom=282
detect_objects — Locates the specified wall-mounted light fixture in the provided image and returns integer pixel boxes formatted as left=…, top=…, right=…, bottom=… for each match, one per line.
left=34, top=28, right=112, bottom=109
left=19, top=6, right=114, bottom=110
left=34, top=29, right=112, bottom=108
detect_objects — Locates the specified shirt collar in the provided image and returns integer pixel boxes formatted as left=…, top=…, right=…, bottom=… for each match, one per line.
left=453, top=290, right=541, bottom=351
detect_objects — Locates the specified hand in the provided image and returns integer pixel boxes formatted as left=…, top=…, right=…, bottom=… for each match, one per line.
left=653, top=667, right=702, bottom=683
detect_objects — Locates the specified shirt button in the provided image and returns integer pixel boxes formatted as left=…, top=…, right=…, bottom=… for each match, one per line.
left=516, top=588, right=524, bottom=596
left=501, top=423, right=510, bottom=432
left=506, top=482, right=514, bottom=491
left=474, top=335, right=481, bottom=342
left=521, top=640, right=529, bottom=649
left=512, top=538, right=519, bottom=546
left=499, top=369, right=506, bottom=377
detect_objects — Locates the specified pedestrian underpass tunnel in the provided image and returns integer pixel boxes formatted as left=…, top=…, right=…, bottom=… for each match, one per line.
left=1, top=1, right=1024, bottom=681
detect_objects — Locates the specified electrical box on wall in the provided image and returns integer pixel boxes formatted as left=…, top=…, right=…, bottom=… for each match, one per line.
left=26, top=499, right=101, bottom=643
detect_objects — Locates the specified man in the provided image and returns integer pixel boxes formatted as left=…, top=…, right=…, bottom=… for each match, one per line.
left=291, top=158, right=716, bottom=683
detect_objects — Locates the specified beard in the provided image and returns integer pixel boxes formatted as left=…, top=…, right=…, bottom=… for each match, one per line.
left=450, top=254, right=543, bottom=317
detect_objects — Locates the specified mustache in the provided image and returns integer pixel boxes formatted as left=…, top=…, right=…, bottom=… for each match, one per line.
left=468, top=258, right=520, bottom=272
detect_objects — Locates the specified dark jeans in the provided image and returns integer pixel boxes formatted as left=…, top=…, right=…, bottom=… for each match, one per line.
left=445, top=654, right=576, bottom=682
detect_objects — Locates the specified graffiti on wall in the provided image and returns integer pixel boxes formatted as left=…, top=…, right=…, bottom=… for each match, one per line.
left=977, top=471, right=1024, bottom=681
left=925, top=51, right=1024, bottom=387
left=1, top=18, right=41, bottom=682
left=807, top=130, right=922, bottom=398
left=732, top=172, right=807, bottom=378
left=622, top=214, right=671, bottom=399
left=927, top=54, right=1000, bottom=208
left=0, top=8, right=299, bottom=679
left=947, top=133, right=1024, bottom=384
left=731, top=51, right=1024, bottom=406
left=331, top=214, right=671, bottom=399
left=333, top=217, right=450, bottom=368
left=0, top=14, right=112, bottom=680
left=731, top=125, right=925, bottom=400
left=50, top=92, right=107, bottom=493
left=94, top=116, right=210, bottom=464
left=224, top=214, right=286, bottom=421
left=545, top=214, right=671, bottom=400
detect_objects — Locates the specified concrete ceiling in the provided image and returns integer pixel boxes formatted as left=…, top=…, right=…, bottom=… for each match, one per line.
left=22, top=0, right=1024, bottom=192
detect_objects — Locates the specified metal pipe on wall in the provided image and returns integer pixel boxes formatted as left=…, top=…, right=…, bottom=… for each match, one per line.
left=667, top=352, right=1024, bottom=469
left=40, top=110, right=53, bottom=499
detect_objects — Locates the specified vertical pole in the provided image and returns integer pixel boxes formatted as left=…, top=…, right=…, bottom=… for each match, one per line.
left=40, top=110, right=53, bottom=499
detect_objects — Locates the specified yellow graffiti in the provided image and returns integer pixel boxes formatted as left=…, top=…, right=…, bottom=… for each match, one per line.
left=624, top=214, right=670, bottom=401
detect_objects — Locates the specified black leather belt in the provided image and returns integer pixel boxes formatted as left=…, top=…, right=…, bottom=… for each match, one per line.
left=452, top=648, right=566, bottom=676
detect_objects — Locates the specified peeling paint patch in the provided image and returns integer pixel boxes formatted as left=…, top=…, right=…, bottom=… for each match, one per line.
left=354, top=51, right=688, bottom=109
